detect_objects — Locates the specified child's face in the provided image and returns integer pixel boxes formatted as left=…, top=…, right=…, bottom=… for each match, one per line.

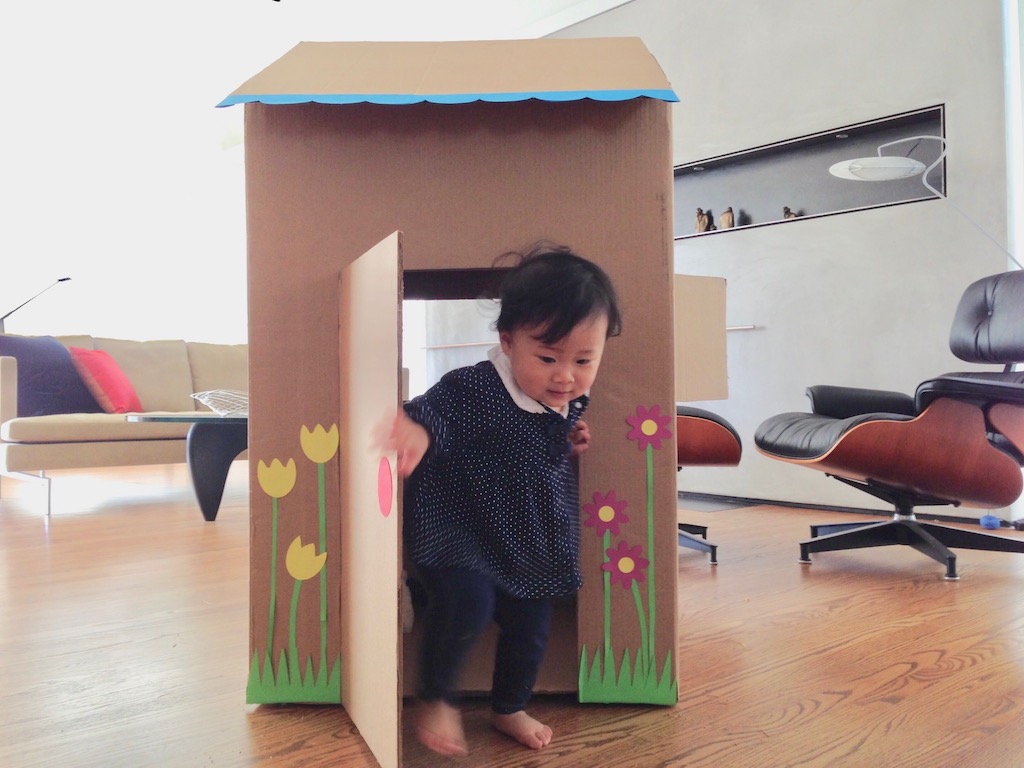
left=499, top=314, right=609, bottom=410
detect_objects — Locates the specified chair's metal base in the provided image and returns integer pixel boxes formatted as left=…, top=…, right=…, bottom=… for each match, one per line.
left=678, top=522, right=718, bottom=565
left=799, top=515, right=1024, bottom=580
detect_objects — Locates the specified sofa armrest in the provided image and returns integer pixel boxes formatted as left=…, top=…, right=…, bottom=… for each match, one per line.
left=0, top=356, right=17, bottom=426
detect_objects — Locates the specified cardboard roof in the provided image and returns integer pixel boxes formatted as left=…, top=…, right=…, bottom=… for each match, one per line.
left=218, top=37, right=678, bottom=107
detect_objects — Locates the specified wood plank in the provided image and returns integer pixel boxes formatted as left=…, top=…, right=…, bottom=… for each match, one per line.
left=3, top=469, right=1024, bottom=766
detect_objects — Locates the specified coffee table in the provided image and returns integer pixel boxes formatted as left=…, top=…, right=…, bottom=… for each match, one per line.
left=127, top=413, right=247, bottom=521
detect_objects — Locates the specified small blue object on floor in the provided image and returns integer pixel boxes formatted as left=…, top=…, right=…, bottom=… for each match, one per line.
left=980, top=514, right=1002, bottom=530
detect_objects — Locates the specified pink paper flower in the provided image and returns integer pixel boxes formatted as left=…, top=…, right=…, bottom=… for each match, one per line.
left=626, top=404, right=673, bottom=451
left=602, top=540, right=650, bottom=589
left=583, top=490, right=630, bottom=537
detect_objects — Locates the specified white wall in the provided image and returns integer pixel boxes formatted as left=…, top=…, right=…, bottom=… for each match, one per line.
left=1007, top=0, right=1024, bottom=262
left=3, top=3, right=264, bottom=343
left=1, top=0, right=627, bottom=344
left=556, top=0, right=1016, bottom=511
left=6, top=0, right=1015, bottom=511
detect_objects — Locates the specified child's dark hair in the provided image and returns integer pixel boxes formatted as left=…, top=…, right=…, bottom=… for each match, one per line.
left=494, top=244, right=622, bottom=345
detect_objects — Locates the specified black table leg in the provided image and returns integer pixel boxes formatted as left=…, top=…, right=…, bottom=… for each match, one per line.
left=186, top=421, right=248, bottom=521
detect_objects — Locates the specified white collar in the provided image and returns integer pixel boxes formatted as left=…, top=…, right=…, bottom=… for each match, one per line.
left=487, top=345, right=569, bottom=417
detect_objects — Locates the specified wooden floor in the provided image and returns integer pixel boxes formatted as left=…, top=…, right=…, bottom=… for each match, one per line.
left=4, top=465, right=1024, bottom=767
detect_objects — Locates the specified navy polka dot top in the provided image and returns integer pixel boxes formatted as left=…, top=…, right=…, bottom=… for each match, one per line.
left=403, top=359, right=588, bottom=599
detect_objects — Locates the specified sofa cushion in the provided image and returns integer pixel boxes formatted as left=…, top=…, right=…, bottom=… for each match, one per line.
left=1, top=412, right=191, bottom=442
left=0, top=334, right=103, bottom=417
left=187, top=342, right=249, bottom=407
left=69, top=347, right=144, bottom=414
left=92, top=338, right=196, bottom=412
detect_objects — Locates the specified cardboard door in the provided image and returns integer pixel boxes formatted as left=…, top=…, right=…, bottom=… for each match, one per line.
left=339, top=231, right=403, bottom=768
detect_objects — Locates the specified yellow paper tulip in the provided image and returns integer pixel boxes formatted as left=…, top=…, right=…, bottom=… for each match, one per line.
left=300, top=424, right=340, bottom=464
left=286, top=536, right=328, bottom=581
left=257, top=458, right=297, bottom=499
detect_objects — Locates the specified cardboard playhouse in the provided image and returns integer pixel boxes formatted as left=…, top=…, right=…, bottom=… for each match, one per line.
left=221, top=37, right=687, bottom=768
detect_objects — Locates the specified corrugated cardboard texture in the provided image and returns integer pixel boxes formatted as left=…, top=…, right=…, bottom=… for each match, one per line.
left=240, top=49, right=680, bottom=766
left=339, top=233, right=403, bottom=768
left=224, top=37, right=675, bottom=102
left=674, top=275, right=728, bottom=402
left=245, top=94, right=677, bottom=704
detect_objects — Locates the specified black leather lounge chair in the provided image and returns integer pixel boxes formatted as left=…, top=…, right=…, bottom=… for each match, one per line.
left=677, top=405, right=743, bottom=565
left=754, top=270, right=1024, bottom=580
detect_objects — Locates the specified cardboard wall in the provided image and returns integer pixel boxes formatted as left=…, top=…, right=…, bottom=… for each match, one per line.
left=674, top=274, right=727, bottom=402
left=244, top=93, right=678, bottom=719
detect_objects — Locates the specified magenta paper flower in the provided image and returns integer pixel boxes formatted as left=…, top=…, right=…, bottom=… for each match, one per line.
left=583, top=490, right=630, bottom=537
left=626, top=404, right=673, bottom=451
left=602, top=540, right=650, bottom=589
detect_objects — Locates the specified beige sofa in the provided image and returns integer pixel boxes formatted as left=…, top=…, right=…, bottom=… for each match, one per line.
left=0, top=334, right=248, bottom=511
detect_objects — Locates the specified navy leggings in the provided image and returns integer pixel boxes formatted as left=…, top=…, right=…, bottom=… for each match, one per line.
left=415, top=565, right=552, bottom=714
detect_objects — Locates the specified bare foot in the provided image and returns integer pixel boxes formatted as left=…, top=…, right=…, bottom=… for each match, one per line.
left=491, top=710, right=553, bottom=750
left=415, top=700, right=468, bottom=757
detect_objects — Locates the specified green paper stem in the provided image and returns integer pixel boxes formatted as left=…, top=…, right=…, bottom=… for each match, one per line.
left=631, top=580, right=649, bottom=676
left=645, top=442, right=656, bottom=667
left=267, top=498, right=279, bottom=669
left=290, top=578, right=302, bottom=675
left=602, top=529, right=611, bottom=660
left=317, top=461, right=328, bottom=664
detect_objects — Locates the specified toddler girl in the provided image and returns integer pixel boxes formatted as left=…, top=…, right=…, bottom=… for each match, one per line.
left=388, top=245, right=621, bottom=756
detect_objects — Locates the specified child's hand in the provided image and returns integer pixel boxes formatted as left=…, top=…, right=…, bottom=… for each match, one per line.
left=382, top=411, right=431, bottom=477
left=568, top=419, right=591, bottom=457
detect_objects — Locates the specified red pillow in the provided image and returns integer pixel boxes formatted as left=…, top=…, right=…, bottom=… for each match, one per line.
left=69, top=347, right=143, bottom=414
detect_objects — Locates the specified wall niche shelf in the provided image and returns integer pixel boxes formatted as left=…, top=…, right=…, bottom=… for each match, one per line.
left=674, top=105, right=946, bottom=239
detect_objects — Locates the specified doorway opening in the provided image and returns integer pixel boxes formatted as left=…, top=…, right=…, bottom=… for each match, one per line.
left=402, top=268, right=509, bottom=399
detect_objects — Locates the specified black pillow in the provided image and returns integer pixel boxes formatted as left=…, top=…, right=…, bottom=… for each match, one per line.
left=0, top=335, right=103, bottom=417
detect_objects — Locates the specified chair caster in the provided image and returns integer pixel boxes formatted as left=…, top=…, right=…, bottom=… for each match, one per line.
left=799, top=542, right=812, bottom=564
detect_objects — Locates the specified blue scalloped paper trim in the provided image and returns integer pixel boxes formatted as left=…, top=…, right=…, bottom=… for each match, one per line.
left=216, top=88, right=679, bottom=108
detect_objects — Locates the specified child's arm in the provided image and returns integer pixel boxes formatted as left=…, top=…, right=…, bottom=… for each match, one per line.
left=386, top=411, right=432, bottom=477
left=568, top=419, right=591, bottom=457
